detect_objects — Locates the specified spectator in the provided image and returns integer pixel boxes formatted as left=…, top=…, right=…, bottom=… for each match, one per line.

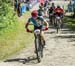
left=14, top=0, right=18, bottom=11
left=44, top=0, right=49, bottom=8
left=20, top=1, right=26, bottom=16
left=68, top=1, right=73, bottom=12
left=17, top=2, right=21, bottom=17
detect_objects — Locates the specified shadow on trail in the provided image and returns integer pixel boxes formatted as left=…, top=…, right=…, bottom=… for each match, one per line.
left=61, top=28, right=75, bottom=34
left=68, top=39, right=75, bottom=42
left=45, top=31, right=55, bottom=34
left=4, top=56, right=38, bottom=64
left=55, top=34, right=75, bottom=38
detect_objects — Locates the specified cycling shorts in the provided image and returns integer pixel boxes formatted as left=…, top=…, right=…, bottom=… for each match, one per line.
left=55, top=13, right=64, bottom=18
left=34, top=25, right=42, bottom=30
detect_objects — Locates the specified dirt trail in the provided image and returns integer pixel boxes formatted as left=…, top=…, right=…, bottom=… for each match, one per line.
left=0, top=27, right=75, bottom=66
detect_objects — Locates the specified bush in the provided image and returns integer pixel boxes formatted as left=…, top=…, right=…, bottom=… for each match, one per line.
left=0, top=0, right=18, bottom=34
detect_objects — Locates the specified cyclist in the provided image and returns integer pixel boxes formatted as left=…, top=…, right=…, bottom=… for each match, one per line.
left=48, top=6, right=55, bottom=25
left=54, top=5, right=64, bottom=27
left=25, top=10, right=49, bottom=47
left=44, top=0, right=49, bottom=8
left=40, top=3, right=44, bottom=9
left=38, top=5, right=44, bottom=17
left=39, top=3, right=46, bottom=17
left=51, top=2, right=55, bottom=10
left=48, top=3, right=55, bottom=25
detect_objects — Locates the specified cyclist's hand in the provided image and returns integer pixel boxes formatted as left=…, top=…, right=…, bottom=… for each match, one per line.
left=44, top=27, right=48, bottom=30
left=26, top=29, right=32, bottom=33
left=26, top=29, right=30, bottom=32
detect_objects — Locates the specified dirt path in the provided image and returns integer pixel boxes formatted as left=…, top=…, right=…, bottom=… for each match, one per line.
left=0, top=27, right=75, bottom=66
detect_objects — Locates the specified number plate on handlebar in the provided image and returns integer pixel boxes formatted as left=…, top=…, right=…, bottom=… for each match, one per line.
left=34, top=29, right=40, bottom=35
left=56, top=16, right=60, bottom=20
left=50, top=14, right=53, bottom=16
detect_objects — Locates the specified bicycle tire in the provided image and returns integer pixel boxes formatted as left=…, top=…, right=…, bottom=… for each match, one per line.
left=56, top=19, right=61, bottom=33
left=39, top=39, right=43, bottom=58
left=35, top=36, right=43, bottom=63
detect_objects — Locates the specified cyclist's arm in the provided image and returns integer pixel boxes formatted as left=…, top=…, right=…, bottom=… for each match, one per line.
left=25, top=18, right=31, bottom=29
left=39, top=16, right=49, bottom=27
left=44, top=20, right=49, bottom=27
left=25, top=22, right=29, bottom=29
left=61, top=8, right=65, bottom=16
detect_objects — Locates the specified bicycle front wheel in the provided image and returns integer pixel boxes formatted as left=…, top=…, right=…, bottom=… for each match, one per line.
left=56, top=20, right=61, bottom=33
left=35, top=36, right=43, bottom=63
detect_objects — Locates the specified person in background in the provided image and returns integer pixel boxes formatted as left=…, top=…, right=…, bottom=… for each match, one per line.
left=38, top=5, right=44, bottom=17
left=17, top=2, right=21, bottom=17
left=54, top=5, right=64, bottom=27
left=51, top=2, right=55, bottom=10
left=68, top=1, right=73, bottom=12
left=44, top=0, right=49, bottom=8
left=48, top=6, right=55, bottom=25
left=14, top=0, right=18, bottom=11
left=14, top=0, right=21, bottom=17
left=40, top=3, right=44, bottom=8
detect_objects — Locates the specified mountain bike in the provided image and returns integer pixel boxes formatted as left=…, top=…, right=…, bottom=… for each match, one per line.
left=34, top=26, right=45, bottom=63
left=55, top=15, right=62, bottom=33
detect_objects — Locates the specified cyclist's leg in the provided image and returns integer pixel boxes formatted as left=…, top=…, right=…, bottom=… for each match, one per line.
left=54, top=14, right=57, bottom=27
left=40, top=31, right=46, bottom=47
left=53, top=13, right=56, bottom=25
left=49, top=14, right=51, bottom=25
left=60, top=13, right=64, bottom=28
left=50, top=15, right=53, bottom=25
left=52, top=15, right=55, bottom=26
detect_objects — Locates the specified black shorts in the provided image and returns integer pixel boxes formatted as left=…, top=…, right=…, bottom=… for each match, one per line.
left=55, top=13, right=64, bottom=18
left=34, top=25, right=42, bottom=30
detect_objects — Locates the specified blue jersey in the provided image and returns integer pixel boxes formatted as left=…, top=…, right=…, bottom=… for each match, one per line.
left=27, top=17, right=44, bottom=27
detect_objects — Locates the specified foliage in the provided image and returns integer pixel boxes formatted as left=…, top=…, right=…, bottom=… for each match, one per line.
left=0, top=0, right=18, bottom=34
left=73, top=4, right=75, bottom=17
left=64, top=16, right=75, bottom=30
left=0, top=0, right=34, bottom=60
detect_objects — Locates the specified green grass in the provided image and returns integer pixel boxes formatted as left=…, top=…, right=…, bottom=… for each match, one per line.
left=64, top=16, right=75, bottom=30
left=0, top=12, right=34, bottom=60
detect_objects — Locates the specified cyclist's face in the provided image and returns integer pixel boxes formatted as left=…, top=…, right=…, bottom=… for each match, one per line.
left=33, top=16, right=37, bottom=19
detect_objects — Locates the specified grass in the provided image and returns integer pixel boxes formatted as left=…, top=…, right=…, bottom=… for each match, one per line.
left=64, top=14, right=75, bottom=30
left=0, top=11, right=34, bottom=60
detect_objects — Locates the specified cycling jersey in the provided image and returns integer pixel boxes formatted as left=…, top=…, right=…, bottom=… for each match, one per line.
left=49, top=7, right=54, bottom=14
left=38, top=9, right=43, bottom=16
left=27, top=17, right=44, bottom=27
left=52, top=5, right=55, bottom=10
left=54, top=8, right=63, bottom=14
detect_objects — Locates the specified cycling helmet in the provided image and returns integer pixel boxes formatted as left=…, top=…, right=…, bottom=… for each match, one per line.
left=57, top=5, right=60, bottom=8
left=40, top=3, right=44, bottom=6
left=52, top=2, right=54, bottom=5
left=31, top=10, right=38, bottom=17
